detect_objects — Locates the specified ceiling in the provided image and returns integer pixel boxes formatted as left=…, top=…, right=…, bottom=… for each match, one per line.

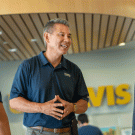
left=0, top=12, right=134, bottom=61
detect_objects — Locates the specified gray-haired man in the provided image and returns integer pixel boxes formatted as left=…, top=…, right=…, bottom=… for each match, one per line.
left=10, top=18, right=89, bottom=135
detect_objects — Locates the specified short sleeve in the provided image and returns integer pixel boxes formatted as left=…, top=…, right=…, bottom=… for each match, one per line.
left=0, top=92, right=2, bottom=102
left=10, top=62, right=30, bottom=100
left=73, top=68, right=89, bottom=102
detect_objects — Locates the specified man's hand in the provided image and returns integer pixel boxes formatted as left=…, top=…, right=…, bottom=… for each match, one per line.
left=40, top=95, right=64, bottom=120
left=10, top=96, right=71, bottom=120
left=56, top=95, right=74, bottom=120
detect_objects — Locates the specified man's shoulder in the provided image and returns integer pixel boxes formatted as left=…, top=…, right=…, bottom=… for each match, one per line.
left=87, top=125, right=102, bottom=131
left=64, top=58, right=80, bottom=70
left=20, top=55, right=39, bottom=67
left=79, top=125, right=102, bottom=133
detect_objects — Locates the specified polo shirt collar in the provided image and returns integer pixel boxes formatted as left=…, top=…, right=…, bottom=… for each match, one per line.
left=38, top=51, right=68, bottom=69
left=61, top=56, right=68, bottom=69
left=38, top=51, right=49, bottom=66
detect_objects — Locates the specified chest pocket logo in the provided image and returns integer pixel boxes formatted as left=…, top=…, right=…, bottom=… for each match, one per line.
left=64, top=73, right=71, bottom=77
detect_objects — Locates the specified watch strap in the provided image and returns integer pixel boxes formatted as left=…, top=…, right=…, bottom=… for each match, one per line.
left=73, top=103, right=77, bottom=113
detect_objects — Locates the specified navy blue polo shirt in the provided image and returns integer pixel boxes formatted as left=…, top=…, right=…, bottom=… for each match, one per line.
left=0, top=92, right=2, bottom=102
left=78, top=125, right=103, bottom=135
left=10, top=51, right=89, bottom=128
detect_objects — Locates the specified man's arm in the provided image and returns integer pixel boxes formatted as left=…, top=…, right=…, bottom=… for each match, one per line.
left=74, top=99, right=88, bottom=114
left=9, top=96, right=64, bottom=120
left=56, top=96, right=88, bottom=119
left=9, top=97, right=42, bottom=113
left=0, top=103, right=11, bottom=135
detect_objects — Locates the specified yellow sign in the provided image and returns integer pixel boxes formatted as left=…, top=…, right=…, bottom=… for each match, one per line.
left=8, top=84, right=131, bottom=113
left=87, top=84, right=131, bottom=107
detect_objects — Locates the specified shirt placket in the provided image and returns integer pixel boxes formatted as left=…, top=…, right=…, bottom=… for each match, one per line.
left=52, top=70, right=60, bottom=95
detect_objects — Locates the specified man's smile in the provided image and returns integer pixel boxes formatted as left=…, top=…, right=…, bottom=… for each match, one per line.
left=61, top=44, right=68, bottom=48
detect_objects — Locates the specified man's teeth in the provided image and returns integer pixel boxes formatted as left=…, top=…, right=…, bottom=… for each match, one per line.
left=61, top=45, right=67, bottom=48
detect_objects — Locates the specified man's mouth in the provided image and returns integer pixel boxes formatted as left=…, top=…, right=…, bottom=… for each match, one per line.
left=61, top=45, right=68, bottom=48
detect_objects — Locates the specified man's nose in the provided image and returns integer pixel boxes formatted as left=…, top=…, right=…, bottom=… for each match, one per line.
left=64, top=36, right=70, bottom=42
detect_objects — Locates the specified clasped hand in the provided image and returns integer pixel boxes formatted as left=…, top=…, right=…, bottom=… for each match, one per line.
left=40, top=95, right=74, bottom=120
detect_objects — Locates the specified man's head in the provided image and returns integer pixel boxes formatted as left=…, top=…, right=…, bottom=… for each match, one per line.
left=43, top=18, right=70, bottom=48
left=77, top=113, right=89, bottom=127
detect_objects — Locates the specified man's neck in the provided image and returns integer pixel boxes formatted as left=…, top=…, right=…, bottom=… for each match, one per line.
left=81, top=123, right=89, bottom=127
left=44, top=51, right=62, bottom=68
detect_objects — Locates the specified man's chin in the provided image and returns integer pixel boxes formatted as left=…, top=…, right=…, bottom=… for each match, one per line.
left=60, top=49, right=68, bottom=55
left=62, top=51, right=68, bottom=55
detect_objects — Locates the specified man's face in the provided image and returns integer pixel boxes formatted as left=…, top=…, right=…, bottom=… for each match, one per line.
left=46, top=23, right=72, bottom=55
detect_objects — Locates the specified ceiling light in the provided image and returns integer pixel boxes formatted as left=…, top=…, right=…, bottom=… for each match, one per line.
left=119, top=42, right=126, bottom=46
left=0, top=31, right=2, bottom=35
left=8, top=48, right=17, bottom=52
left=3, top=42, right=8, bottom=45
left=31, top=39, right=37, bottom=42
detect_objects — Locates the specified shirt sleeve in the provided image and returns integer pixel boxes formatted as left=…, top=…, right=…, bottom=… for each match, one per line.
left=0, top=92, right=2, bottom=103
left=10, top=62, right=30, bottom=100
left=73, top=67, right=89, bottom=103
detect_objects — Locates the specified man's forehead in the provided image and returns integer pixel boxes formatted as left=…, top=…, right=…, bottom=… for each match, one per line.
left=53, top=23, right=71, bottom=34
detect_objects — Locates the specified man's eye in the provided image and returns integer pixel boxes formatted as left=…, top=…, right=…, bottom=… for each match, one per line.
left=68, top=36, right=71, bottom=39
left=59, top=33, right=64, bottom=36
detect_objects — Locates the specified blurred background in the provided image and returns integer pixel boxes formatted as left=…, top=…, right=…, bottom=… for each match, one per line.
left=0, top=0, right=135, bottom=134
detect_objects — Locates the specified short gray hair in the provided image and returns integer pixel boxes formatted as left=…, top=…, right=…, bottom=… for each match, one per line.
left=43, top=18, right=70, bottom=48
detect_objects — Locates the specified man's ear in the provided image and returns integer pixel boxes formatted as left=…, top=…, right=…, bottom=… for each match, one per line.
left=44, top=32, right=50, bottom=44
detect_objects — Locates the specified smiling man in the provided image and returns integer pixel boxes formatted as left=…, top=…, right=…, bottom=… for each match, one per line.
left=9, top=18, right=89, bottom=135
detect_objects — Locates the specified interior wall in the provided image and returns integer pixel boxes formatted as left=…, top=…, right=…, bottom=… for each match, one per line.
left=0, top=41, right=134, bottom=135
left=0, top=0, right=135, bottom=19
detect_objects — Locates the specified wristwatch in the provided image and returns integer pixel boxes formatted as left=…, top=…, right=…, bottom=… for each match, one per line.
left=73, top=103, right=78, bottom=113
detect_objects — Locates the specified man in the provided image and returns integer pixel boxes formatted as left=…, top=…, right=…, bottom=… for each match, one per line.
left=9, top=18, right=89, bottom=135
left=77, top=113, right=103, bottom=135
left=0, top=92, right=11, bottom=135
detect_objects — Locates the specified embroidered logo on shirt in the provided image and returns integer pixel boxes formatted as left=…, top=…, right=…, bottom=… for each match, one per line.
left=64, top=73, right=71, bottom=77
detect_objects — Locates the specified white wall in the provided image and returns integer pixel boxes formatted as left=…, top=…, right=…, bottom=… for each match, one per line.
left=0, top=41, right=135, bottom=135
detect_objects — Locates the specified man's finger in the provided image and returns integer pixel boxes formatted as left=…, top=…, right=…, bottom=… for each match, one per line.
left=53, top=95, right=58, bottom=102
left=47, top=96, right=58, bottom=103
left=61, top=110, right=69, bottom=119
left=53, top=103, right=63, bottom=107
left=51, top=111, right=63, bottom=117
left=52, top=106, right=64, bottom=114
left=50, top=114, right=61, bottom=120
left=57, top=95, right=65, bottom=103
